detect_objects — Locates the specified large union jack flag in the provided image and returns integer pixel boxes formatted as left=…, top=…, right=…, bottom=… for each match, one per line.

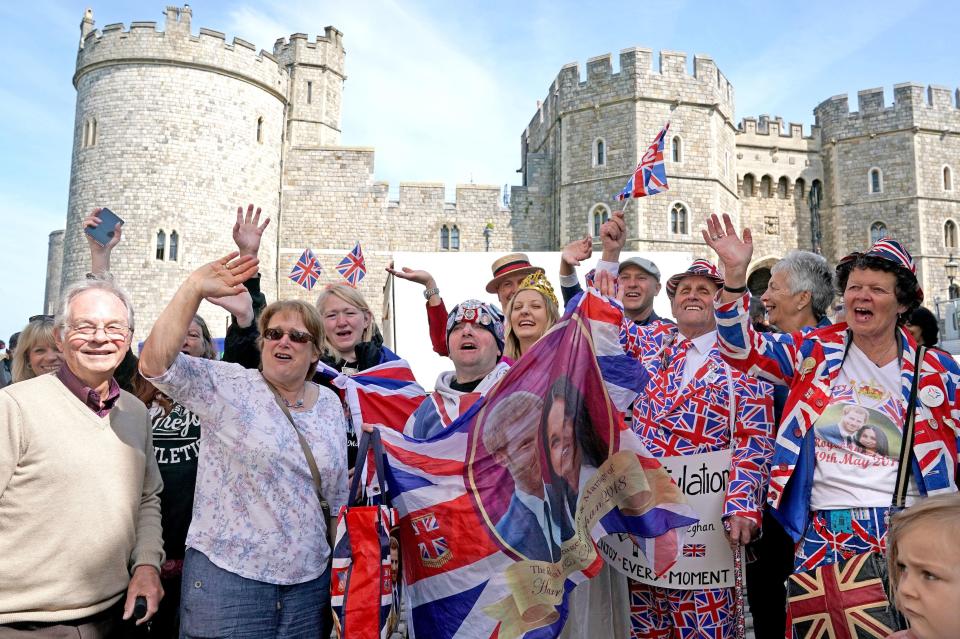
left=337, top=242, right=367, bottom=287
left=618, top=123, right=670, bottom=200
left=289, top=248, right=321, bottom=290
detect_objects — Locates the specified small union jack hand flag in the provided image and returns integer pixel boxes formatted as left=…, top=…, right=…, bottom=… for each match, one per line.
left=289, top=248, right=321, bottom=290
left=336, top=242, right=367, bottom=287
left=682, top=543, right=706, bottom=557
left=618, top=123, right=670, bottom=200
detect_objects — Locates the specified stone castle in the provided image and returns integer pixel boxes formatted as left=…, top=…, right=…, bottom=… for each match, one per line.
left=45, top=5, right=960, bottom=339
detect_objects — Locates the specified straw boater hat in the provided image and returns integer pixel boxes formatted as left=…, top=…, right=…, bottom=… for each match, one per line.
left=665, top=259, right=725, bottom=299
left=485, top=253, right=544, bottom=294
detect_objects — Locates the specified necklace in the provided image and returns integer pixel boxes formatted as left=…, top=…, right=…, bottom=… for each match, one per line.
left=282, top=386, right=306, bottom=409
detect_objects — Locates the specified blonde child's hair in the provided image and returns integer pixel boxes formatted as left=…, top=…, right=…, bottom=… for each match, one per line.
left=887, top=494, right=960, bottom=603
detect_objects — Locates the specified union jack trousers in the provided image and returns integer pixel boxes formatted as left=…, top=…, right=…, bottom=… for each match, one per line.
left=794, top=507, right=891, bottom=573
left=630, top=584, right=734, bottom=639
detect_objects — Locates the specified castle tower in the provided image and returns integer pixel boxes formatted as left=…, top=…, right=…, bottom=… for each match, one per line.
left=815, top=84, right=960, bottom=300
left=60, top=5, right=284, bottom=338
left=512, top=49, right=738, bottom=259
left=44, top=230, right=65, bottom=314
left=274, top=29, right=345, bottom=146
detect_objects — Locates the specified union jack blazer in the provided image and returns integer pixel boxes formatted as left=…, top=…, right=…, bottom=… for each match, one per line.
left=622, top=318, right=775, bottom=527
left=715, top=292, right=960, bottom=540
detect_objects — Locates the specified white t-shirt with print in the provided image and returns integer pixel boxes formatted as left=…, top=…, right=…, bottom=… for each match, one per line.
left=810, top=343, right=919, bottom=510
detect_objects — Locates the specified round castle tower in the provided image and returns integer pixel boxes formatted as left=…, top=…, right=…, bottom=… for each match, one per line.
left=60, top=5, right=344, bottom=340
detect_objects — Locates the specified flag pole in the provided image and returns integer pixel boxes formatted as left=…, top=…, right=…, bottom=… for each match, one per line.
left=621, top=195, right=631, bottom=216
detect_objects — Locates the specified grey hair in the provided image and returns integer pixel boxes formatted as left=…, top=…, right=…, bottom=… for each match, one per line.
left=771, top=250, right=835, bottom=319
left=55, top=276, right=136, bottom=335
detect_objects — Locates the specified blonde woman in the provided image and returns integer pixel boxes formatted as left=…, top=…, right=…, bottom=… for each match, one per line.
left=504, top=272, right=560, bottom=360
left=11, top=315, right=62, bottom=383
left=315, top=284, right=392, bottom=373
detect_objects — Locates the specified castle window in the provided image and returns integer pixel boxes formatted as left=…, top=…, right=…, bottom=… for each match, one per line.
left=156, top=230, right=166, bottom=260
left=440, top=225, right=450, bottom=250
left=168, top=231, right=179, bottom=261
left=760, top=175, right=773, bottom=198
left=450, top=225, right=460, bottom=251
left=307, top=81, right=313, bottom=105
left=795, top=178, right=806, bottom=200
left=869, top=168, right=882, bottom=194
left=590, top=204, right=610, bottom=237
left=945, top=166, right=953, bottom=191
left=951, top=284, right=960, bottom=300
left=593, top=138, right=606, bottom=167
left=742, top=174, right=755, bottom=198
left=870, top=221, right=888, bottom=244
left=91, top=118, right=97, bottom=145
left=669, top=202, right=689, bottom=235
left=946, top=220, right=958, bottom=249
left=82, top=118, right=97, bottom=148
left=256, top=116, right=264, bottom=144
left=671, top=136, right=682, bottom=164
left=777, top=176, right=789, bottom=199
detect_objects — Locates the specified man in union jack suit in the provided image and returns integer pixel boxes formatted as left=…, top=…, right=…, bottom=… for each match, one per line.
left=596, top=212, right=775, bottom=639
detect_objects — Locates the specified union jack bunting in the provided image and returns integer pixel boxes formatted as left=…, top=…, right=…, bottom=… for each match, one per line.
left=337, top=242, right=367, bottom=287
left=618, top=123, right=670, bottom=200
left=370, top=289, right=697, bottom=638
left=288, top=248, right=321, bottom=290
left=787, top=552, right=901, bottom=639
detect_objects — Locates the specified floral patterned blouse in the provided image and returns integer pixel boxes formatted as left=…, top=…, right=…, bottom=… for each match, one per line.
left=148, top=354, right=348, bottom=584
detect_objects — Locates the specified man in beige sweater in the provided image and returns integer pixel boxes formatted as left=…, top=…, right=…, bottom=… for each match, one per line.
left=0, top=278, right=164, bottom=638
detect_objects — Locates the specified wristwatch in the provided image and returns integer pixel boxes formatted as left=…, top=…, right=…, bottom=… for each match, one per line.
left=423, top=287, right=440, bottom=299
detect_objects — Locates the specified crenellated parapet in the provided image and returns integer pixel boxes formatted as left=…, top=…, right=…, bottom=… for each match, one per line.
left=75, top=6, right=289, bottom=100
left=815, top=83, right=960, bottom=139
left=737, top=115, right=821, bottom=152
left=273, top=28, right=345, bottom=80
left=523, top=47, right=735, bottom=149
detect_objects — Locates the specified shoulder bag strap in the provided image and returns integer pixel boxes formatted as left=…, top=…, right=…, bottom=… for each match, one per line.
left=263, top=377, right=331, bottom=522
left=348, top=428, right=391, bottom=507
left=893, top=345, right=925, bottom=509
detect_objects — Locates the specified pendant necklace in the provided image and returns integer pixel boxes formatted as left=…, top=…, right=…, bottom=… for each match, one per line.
left=282, top=387, right=306, bottom=409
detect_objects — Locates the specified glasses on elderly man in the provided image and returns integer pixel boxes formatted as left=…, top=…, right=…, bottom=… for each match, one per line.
left=67, top=321, right=131, bottom=341
left=262, top=328, right=313, bottom=344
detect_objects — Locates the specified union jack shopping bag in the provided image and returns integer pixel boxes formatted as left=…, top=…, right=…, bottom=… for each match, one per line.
left=331, top=429, right=400, bottom=638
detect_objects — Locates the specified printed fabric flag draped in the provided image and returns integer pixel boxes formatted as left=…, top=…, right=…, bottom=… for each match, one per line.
left=369, top=289, right=698, bottom=639
left=618, top=123, right=670, bottom=200
left=337, top=242, right=367, bottom=287
left=289, top=248, right=321, bottom=290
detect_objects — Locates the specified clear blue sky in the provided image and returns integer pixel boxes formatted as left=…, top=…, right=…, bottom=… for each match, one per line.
left=1, top=0, right=956, bottom=343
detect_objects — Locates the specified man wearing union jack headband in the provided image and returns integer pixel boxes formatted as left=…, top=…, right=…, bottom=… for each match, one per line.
left=405, top=300, right=510, bottom=440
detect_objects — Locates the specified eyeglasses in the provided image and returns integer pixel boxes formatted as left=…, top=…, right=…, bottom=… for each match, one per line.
left=67, top=321, right=130, bottom=341
left=29, top=314, right=55, bottom=323
left=262, top=328, right=313, bottom=344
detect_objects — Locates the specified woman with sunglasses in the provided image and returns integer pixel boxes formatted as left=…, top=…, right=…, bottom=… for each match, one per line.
left=140, top=252, right=348, bottom=639
left=10, top=315, right=62, bottom=383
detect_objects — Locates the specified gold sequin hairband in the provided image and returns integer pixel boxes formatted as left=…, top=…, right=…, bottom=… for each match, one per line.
left=517, top=271, right=559, bottom=309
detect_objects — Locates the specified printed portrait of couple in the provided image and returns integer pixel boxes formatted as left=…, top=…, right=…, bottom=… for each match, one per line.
left=473, top=374, right=609, bottom=563
left=814, top=403, right=900, bottom=458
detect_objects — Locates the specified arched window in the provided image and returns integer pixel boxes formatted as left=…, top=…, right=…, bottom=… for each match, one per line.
left=951, top=284, right=960, bottom=300
left=594, top=138, right=606, bottom=167
left=91, top=118, right=97, bottom=146
left=870, top=221, right=888, bottom=244
left=795, top=178, right=806, bottom=200
left=741, top=174, right=755, bottom=198
left=256, top=116, right=264, bottom=143
left=945, top=166, right=954, bottom=191
left=946, top=220, right=958, bottom=249
left=671, top=136, right=682, bottom=163
left=155, top=230, right=166, bottom=260
left=591, top=204, right=610, bottom=237
left=777, top=176, right=789, bottom=199
left=168, top=231, right=179, bottom=261
left=440, top=225, right=450, bottom=250
left=760, top=175, right=773, bottom=198
left=670, top=202, right=689, bottom=235
left=450, top=225, right=460, bottom=251
left=82, top=118, right=97, bottom=147
left=869, top=168, right=882, bottom=194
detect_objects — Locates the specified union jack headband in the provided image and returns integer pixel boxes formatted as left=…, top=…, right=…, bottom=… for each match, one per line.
left=665, top=259, right=724, bottom=299
left=446, top=299, right=505, bottom=353
left=838, top=237, right=922, bottom=301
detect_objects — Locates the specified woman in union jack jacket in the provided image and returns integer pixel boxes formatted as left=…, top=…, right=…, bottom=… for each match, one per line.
left=705, top=213, right=960, bottom=576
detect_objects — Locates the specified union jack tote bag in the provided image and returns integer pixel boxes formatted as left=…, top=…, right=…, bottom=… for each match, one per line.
left=331, top=429, right=401, bottom=638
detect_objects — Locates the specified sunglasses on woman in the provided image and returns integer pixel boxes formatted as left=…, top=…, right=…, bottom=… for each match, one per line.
left=262, top=327, right=313, bottom=344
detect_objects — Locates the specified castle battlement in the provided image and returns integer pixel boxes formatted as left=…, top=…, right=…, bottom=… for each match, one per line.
left=815, top=83, right=960, bottom=136
left=273, top=29, right=345, bottom=77
left=76, top=6, right=290, bottom=99
left=737, top=115, right=819, bottom=142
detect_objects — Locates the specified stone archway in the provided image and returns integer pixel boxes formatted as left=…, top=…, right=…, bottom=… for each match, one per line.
left=746, top=256, right=780, bottom=297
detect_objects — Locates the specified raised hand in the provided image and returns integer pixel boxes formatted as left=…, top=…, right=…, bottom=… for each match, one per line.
left=83, top=208, right=122, bottom=274
left=385, top=261, right=436, bottom=289
left=233, top=204, right=270, bottom=258
left=188, top=253, right=260, bottom=300
left=600, top=211, right=627, bottom=260
left=702, top=213, right=753, bottom=284
left=561, top=235, right=593, bottom=268
left=207, top=289, right=254, bottom=328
